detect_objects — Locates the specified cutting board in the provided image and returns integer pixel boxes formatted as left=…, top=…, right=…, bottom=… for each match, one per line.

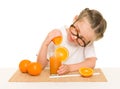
left=9, top=68, right=107, bottom=82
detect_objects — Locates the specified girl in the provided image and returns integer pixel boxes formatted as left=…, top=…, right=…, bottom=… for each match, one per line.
left=37, top=8, right=107, bottom=75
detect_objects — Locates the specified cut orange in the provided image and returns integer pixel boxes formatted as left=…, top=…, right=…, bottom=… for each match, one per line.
left=19, top=59, right=31, bottom=73
left=55, top=46, right=69, bottom=61
left=52, top=36, right=62, bottom=45
left=79, top=67, right=94, bottom=77
left=27, top=62, right=42, bottom=76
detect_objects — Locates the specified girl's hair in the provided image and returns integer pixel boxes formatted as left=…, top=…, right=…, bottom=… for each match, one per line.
left=77, top=8, right=107, bottom=40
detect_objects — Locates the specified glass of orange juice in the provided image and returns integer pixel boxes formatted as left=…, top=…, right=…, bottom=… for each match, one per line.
left=50, top=56, right=61, bottom=75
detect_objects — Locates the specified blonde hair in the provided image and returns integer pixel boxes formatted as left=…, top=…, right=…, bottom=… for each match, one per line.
left=76, top=8, right=107, bottom=40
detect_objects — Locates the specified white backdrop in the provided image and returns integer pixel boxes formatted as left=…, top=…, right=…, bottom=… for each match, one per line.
left=0, top=0, right=120, bottom=68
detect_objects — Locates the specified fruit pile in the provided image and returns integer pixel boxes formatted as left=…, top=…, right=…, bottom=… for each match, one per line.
left=19, top=59, right=42, bottom=76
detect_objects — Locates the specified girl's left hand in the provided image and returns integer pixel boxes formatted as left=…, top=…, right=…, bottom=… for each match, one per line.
left=57, top=64, right=70, bottom=75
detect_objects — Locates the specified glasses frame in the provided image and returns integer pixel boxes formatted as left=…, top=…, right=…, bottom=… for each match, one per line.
left=70, top=24, right=90, bottom=47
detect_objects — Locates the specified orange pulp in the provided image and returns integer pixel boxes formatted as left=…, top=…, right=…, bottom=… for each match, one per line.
left=55, top=46, right=69, bottom=61
left=79, top=67, right=94, bottom=77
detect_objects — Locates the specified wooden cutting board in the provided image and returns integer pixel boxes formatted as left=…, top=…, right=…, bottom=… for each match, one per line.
left=9, top=68, right=107, bottom=82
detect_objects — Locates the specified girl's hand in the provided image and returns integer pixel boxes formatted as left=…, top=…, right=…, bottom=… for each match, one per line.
left=44, top=29, right=62, bottom=46
left=57, top=64, right=70, bottom=75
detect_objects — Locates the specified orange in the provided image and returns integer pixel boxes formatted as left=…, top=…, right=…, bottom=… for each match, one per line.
left=79, top=67, right=94, bottom=77
left=19, top=59, right=31, bottom=73
left=27, top=62, right=42, bottom=76
left=55, top=46, right=69, bottom=61
left=52, top=36, right=62, bottom=45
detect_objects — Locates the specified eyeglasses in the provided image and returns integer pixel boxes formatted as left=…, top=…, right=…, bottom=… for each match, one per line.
left=70, top=24, right=90, bottom=47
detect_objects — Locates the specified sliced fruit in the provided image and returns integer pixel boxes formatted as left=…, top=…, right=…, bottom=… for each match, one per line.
left=52, top=36, right=62, bottom=45
left=79, top=67, right=94, bottom=77
left=55, top=46, right=69, bottom=61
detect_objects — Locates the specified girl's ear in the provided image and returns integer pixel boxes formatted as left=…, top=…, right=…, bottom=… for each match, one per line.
left=73, top=15, right=78, bottom=23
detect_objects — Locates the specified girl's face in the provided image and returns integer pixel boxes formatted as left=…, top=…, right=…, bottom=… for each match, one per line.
left=67, top=18, right=96, bottom=47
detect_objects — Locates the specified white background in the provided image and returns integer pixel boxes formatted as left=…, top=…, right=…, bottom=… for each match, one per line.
left=0, top=0, right=120, bottom=68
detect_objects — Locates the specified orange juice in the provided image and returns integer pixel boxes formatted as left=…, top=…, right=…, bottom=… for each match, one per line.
left=50, top=56, right=61, bottom=74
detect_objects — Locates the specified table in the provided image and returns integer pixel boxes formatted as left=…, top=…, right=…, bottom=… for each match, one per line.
left=1, top=68, right=120, bottom=89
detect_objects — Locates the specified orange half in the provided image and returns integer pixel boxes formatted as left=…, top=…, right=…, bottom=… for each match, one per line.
left=55, top=46, right=69, bottom=61
left=52, top=36, right=62, bottom=45
left=79, top=67, right=94, bottom=77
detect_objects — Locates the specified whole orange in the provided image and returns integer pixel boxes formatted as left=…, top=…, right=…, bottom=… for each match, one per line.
left=27, top=62, right=42, bottom=76
left=19, top=59, right=31, bottom=73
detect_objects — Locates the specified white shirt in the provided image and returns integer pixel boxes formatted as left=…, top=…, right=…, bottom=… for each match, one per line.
left=47, top=26, right=96, bottom=64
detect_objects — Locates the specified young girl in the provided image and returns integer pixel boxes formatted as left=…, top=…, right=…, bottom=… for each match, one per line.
left=37, top=8, right=107, bottom=75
